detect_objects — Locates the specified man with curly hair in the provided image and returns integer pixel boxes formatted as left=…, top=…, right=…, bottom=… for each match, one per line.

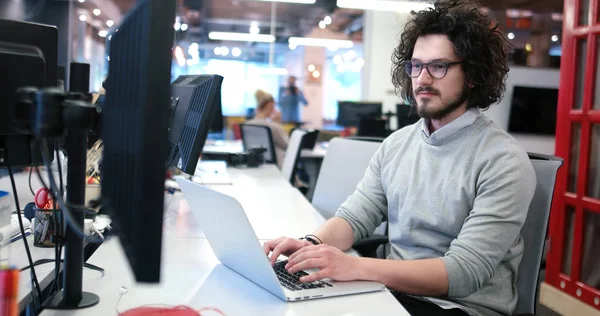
left=264, top=1, right=536, bottom=315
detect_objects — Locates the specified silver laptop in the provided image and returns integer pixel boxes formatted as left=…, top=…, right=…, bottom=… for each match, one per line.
left=175, top=177, right=385, bottom=302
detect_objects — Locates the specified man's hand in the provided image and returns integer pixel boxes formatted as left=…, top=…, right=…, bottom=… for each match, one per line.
left=285, top=244, right=360, bottom=283
left=263, top=237, right=312, bottom=266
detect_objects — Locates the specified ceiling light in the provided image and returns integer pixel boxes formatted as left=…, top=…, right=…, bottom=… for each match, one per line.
left=232, top=47, right=242, bottom=57
left=507, top=32, right=515, bottom=40
left=79, top=15, right=87, bottom=22
left=78, top=0, right=85, bottom=2
left=288, top=37, right=353, bottom=49
left=209, top=32, right=275, bottom=43
left=337, top=0, right=433, bottom=12
left=356, top=57, right=364, bottom=67
left=106, top=20, right=114, bottom=27
left=93, top=8, right=101, bottom=16
left=221, top=47, right=229, bottom=56
left=312, top=70, right=321, bottom=78
left=327, top=46, right=338, bottom=52
left=174, top=21, right=181, bottom=31
left=308, top=64, right=316, bottom=72
left=98, top=30, right=108, bottom=37
left=525, top=43, right=532, bottom=52
left=251, top=0, right=315, bottom=3
left=289, top=43, right=297, bottom=50
left=333, top=55, right=343, bottom=65
left=324, top=16, right=332, bottom=25
left=551, top=35, right=559, bottom=42
left=318, top=21, right=326, bottom=29
left=181, top=23, right=188, bottom=31
left=214, top=47, right=222, bottom=55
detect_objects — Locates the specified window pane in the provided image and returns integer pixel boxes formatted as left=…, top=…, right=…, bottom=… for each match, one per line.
left=588, top=125, right=600, bottom=199
left=581, top=210, right=600, bottom=289
left=568, top=124, right=581, bottom=193
left=574, top=39, right=587, bottom=109
left=579, top=0, right=590, bottom=25
left=561, top=206, right=576, bottom=276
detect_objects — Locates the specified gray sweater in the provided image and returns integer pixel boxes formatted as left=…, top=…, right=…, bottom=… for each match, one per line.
left=336, top=108, right=536, bottom=316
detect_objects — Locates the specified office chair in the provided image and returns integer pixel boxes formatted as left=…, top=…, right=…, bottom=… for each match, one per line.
left=240, top=124, right=277, bottom=165
left=311, top=138, right=383, bottom=229
left=346, top=136, right=386, bottom=143
left=352, top=153, right=563, bottom=316
left=280, top=129, right=308, bottom=184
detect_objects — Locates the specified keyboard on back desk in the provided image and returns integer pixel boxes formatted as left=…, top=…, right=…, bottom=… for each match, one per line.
left=274, top=260, right=333, bottom=291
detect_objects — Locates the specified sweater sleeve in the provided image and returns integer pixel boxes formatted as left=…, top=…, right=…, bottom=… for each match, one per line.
left=440, top=149, right=536, bottom=298
left=334, top=142, right=388, bottom=243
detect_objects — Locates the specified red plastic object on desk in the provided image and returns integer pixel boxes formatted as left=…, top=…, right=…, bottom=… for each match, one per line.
left=0, top=268, right=19, bottom=316
left=34, top=187, right=54, bottom=210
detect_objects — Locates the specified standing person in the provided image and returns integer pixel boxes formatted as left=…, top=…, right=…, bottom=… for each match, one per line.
left=263, top=1, right=537, bottom=315
left=246, top=89, right=289, bottom=168
left=278, top=76, right=308, bottom=123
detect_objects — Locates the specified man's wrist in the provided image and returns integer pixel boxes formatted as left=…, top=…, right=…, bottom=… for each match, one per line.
left=300, top=234, right=323, bottom=246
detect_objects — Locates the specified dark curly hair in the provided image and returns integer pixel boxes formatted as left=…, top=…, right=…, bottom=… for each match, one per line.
left=391, top=0, right=512, bottom=110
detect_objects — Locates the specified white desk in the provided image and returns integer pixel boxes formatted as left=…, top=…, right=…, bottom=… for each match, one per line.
left=39, top=164, right=408, bottom=316
left=164, top=165, right=327, bottom=240
left=41, top=237, right=407, bottom=316
left=203, top=140, right=327, bottom=159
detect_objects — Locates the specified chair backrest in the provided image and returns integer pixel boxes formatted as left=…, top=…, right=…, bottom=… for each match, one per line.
left=281, top=129, right=308, bottom=183
left=240, top=124, right=277, bottom=164
left=515, top=153, right=563, bottom=315
left=312, top=137, right=382, bottom=219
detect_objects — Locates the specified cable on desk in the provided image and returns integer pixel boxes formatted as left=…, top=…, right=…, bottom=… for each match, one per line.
left=28, top=166, right=35, bottom=196
left=116, top=286, right=226, bottom=316
left=20, top=259, right=104, bottom=277
left=52, top=141, right=64, bottom=292
left=5, top=161, right=43, bottom=301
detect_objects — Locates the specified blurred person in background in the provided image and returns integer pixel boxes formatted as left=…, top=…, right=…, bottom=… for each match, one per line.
left=278, top=76, right=308, bottom=123
left=246, top=89, right=289, bottom=167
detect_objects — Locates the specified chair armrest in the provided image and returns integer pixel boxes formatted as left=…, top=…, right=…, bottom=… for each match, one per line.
left=352, top=234, right=388, bottom=258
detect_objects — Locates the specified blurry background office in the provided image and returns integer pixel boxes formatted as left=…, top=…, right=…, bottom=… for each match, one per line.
left=0, top=0, right=563, bottom=153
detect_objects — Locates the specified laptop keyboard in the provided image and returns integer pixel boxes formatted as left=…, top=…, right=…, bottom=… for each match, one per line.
left=274, top=260, right=333, bottom=291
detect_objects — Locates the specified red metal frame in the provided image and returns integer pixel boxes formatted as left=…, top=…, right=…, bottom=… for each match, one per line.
left=547, top=0, right=600, bottom=309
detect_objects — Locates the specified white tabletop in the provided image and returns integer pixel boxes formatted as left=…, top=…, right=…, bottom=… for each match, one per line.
left=38, top=164, right=408, bottom=316
left=164, top=165, right=328, bottom=240
left=203, top=140, right=327, bottom=159
left=41, top=237, right=408, bottom=316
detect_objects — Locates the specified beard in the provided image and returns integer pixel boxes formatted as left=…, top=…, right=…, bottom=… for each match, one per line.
left=414, top=85, right=469, bottom=120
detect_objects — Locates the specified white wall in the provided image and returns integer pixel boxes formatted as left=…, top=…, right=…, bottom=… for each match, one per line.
left=362, top=11, right=411, bottom=130
left=483, top=66, right=560, bottom=155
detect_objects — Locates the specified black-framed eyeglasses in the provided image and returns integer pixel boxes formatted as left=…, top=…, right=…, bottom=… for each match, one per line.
left=403, top=60, right=464, bottom=79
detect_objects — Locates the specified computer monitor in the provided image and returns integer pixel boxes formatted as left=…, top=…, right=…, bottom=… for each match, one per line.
left=336, top=101, right=382, bottom=127
left=210, top=98, right=224, bottom=133
left=508, top=86, right=558, bottom=136
left=168, top=75, right=224, bottom=175
left=0, top=19, right=58, bottom=167
left=101, top=0, right=176, bottom=283
left=396, top=103, right=420, bottom=129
